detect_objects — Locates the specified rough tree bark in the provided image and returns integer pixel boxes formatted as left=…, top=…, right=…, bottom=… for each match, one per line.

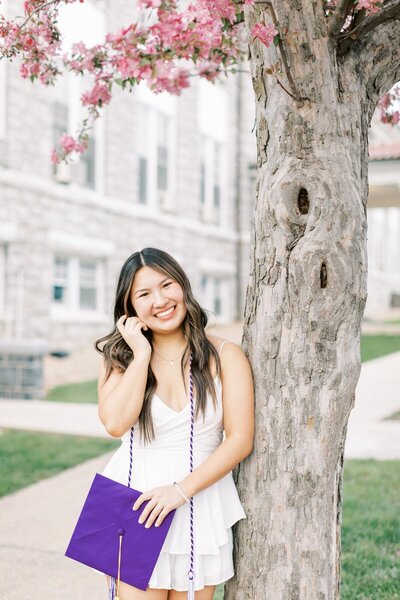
left=226, top=2, right=400, bottom=599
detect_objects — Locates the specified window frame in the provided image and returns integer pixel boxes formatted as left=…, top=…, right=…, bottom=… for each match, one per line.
left=134, top=86, right=176, bottom=211
left=51, top=254, right=106, bottom=319
left=199, top=273, right=232, bottom=323
left=0, top=58, right=7, bottom=140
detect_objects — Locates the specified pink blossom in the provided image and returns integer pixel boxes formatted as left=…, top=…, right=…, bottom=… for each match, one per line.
left=60, top=134, right=79, bottom=154
left=81, top=82, right=112, bottom=107
left=51, top=148, right=61, bottom=164
left=0, top=0, right=390, bottom=163
left=251, top=23, right=278, bottom=48
left=58, top=133, right=86, bottom=155
left=357, top=0, right=382, bottom=14
left=377, top=85, right=400, bottom=126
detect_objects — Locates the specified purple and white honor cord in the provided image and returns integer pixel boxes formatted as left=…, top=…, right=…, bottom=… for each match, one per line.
left=110, top=356, right=195, bottom=600
left=187, top=353, right=195, bottom=600
left=109, top=422, right=135, bottom=598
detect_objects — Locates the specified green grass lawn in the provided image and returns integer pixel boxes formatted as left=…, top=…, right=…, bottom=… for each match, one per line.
left=216, top=459, right=400, bottom=600
left=383, top=318, right=400, bottom=325
left=46, top=379, right=98, bottom=403
left=340, top=459, right=400, bottom=600
left=0, top=429, right=119, bottom=497
left=361, top=334, right=400, bottom=363
left=385, top=409, right=400, bottom=421
left=0, top=430, right=397, bottom=599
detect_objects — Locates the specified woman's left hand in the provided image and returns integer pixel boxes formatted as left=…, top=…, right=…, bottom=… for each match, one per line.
left=132, top=484, right=188, bottom=528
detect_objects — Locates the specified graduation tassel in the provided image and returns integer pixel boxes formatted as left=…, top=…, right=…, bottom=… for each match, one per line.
left=108, top=576, right=116, bottom=600
left=115, top=529, right=124, bottom=600
left=187, top=571, right=195, bottom=600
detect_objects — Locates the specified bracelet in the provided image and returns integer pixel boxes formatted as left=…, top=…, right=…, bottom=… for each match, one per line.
left=173, top=481, right=190, bottom=503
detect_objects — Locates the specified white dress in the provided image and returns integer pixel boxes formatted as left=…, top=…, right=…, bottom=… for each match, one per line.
left=100, top=342, right=246, bottom=591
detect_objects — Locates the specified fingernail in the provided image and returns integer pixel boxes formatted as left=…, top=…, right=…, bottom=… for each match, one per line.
left=138, top=518, right=143, bottom=524
left=155, top=523, right=159, bottom=527
left=145, top=523, right=150, bottom=529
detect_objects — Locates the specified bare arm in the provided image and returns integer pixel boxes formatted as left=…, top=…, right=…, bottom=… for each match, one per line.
left=178, top=341, right=255, bottom=497
left=98, top=352, right=151, bottom=438
left=98, top=314, right=153, bottom=438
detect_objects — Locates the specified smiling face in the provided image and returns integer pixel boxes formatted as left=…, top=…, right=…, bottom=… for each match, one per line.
left=130, top=266, right=187, bottom=332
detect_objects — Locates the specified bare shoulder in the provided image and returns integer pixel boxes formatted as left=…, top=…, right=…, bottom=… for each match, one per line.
left=206, top=333, right=252, bottom=381
left=206, top=333, right=227, bottom=374
left=219, top=340, right=252, bottom=374
left=205, top=333, right=225, bottom=353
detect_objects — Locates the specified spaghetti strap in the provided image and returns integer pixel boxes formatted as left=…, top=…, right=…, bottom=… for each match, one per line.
left=218, top=339, right=227, bottom=357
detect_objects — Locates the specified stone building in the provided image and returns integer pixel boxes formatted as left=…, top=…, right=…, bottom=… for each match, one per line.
left=365, top=109, right=400, bottom=317
left=0, top=0, right=256, bottom=373
left=1, top=0, right=398, bottom=398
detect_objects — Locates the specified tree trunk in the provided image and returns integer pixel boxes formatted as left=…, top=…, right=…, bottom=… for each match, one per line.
left=225, top=3, right=375, bottom=598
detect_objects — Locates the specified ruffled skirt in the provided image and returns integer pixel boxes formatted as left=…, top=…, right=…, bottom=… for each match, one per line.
left=98, top=445, right=246, bottom=591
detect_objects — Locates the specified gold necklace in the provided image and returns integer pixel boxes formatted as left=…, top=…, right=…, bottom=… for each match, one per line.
left=153, top=346, right=186, bottom=366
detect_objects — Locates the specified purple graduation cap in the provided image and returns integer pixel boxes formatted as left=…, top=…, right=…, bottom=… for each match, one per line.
left=65, top=473, right=176, bottom=592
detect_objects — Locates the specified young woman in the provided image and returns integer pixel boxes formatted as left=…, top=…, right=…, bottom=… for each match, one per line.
left=95, top=247, right=254, bottom=600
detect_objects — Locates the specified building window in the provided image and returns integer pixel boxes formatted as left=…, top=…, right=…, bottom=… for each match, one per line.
left=52, top=102, right=69, bottom=183
left=53, top=256, right=69, bottom=305
left=80, top=133, right=96, bottom=190
left=0, top=244, right=5, bottom=311
left=157, top=113, right=169, bottom=193
left=69, top=74, right=100, bottom=191
left=54, top=1, right=106, bottom=191
left=213, top=141, right=221, bottom=214
left=139, top=157, right=148, bottom=204
left=135, top=102, right=175, bottom=210
left=214, top=278, right=222, bottom=316
left=0, top=244, right=13, bottom=337
left=0, top=60, right=6, bottom=140
left=51, top=92, right=99, bottom=190
left=199, top=137, right=224, bottom=225
left=52, top=254, right=104, bottom=314
left=137, top=103, right=150, bottom=205
left=197, top=79, right=227, bottom=226
left=200, top=137, right=206, bottom=207
left=79, top=259, right=97, bottom=309
left=200, top=274, right=231, bottom=323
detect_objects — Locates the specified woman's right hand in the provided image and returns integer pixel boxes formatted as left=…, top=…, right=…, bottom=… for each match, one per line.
left=116, top=315, right=152, bottom=358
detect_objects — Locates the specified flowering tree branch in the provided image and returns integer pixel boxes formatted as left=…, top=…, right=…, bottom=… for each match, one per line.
left=0, top=0, right=397, bottom=163
left=338, top=0, right=400, bottom=50
left=256, top=1, right=304, bottom=102
left=351, top=8, right=400, bottom=124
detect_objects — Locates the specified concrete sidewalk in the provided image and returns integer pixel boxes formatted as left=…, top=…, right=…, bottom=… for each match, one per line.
left=345, top=351, right=400, bottom=459
left=0, top=399, right=107, bottom=438
left=0, top=453, right=113, bottom=600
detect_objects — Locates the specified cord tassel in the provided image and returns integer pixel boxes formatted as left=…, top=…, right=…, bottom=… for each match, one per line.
left=187, top=572, right=195, bottom=600
left=114, top=529, right=124, bottom=600
left=108, top=576, right=116, bottom=600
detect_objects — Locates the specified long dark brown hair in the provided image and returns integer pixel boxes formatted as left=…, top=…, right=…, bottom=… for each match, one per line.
left=95, top=247, right=221, bottom=444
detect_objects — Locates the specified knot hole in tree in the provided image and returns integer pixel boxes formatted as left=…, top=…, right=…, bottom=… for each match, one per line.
left=320, top=262, right=327, bottom=288
left=297, top=188, right=309, bottom=214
